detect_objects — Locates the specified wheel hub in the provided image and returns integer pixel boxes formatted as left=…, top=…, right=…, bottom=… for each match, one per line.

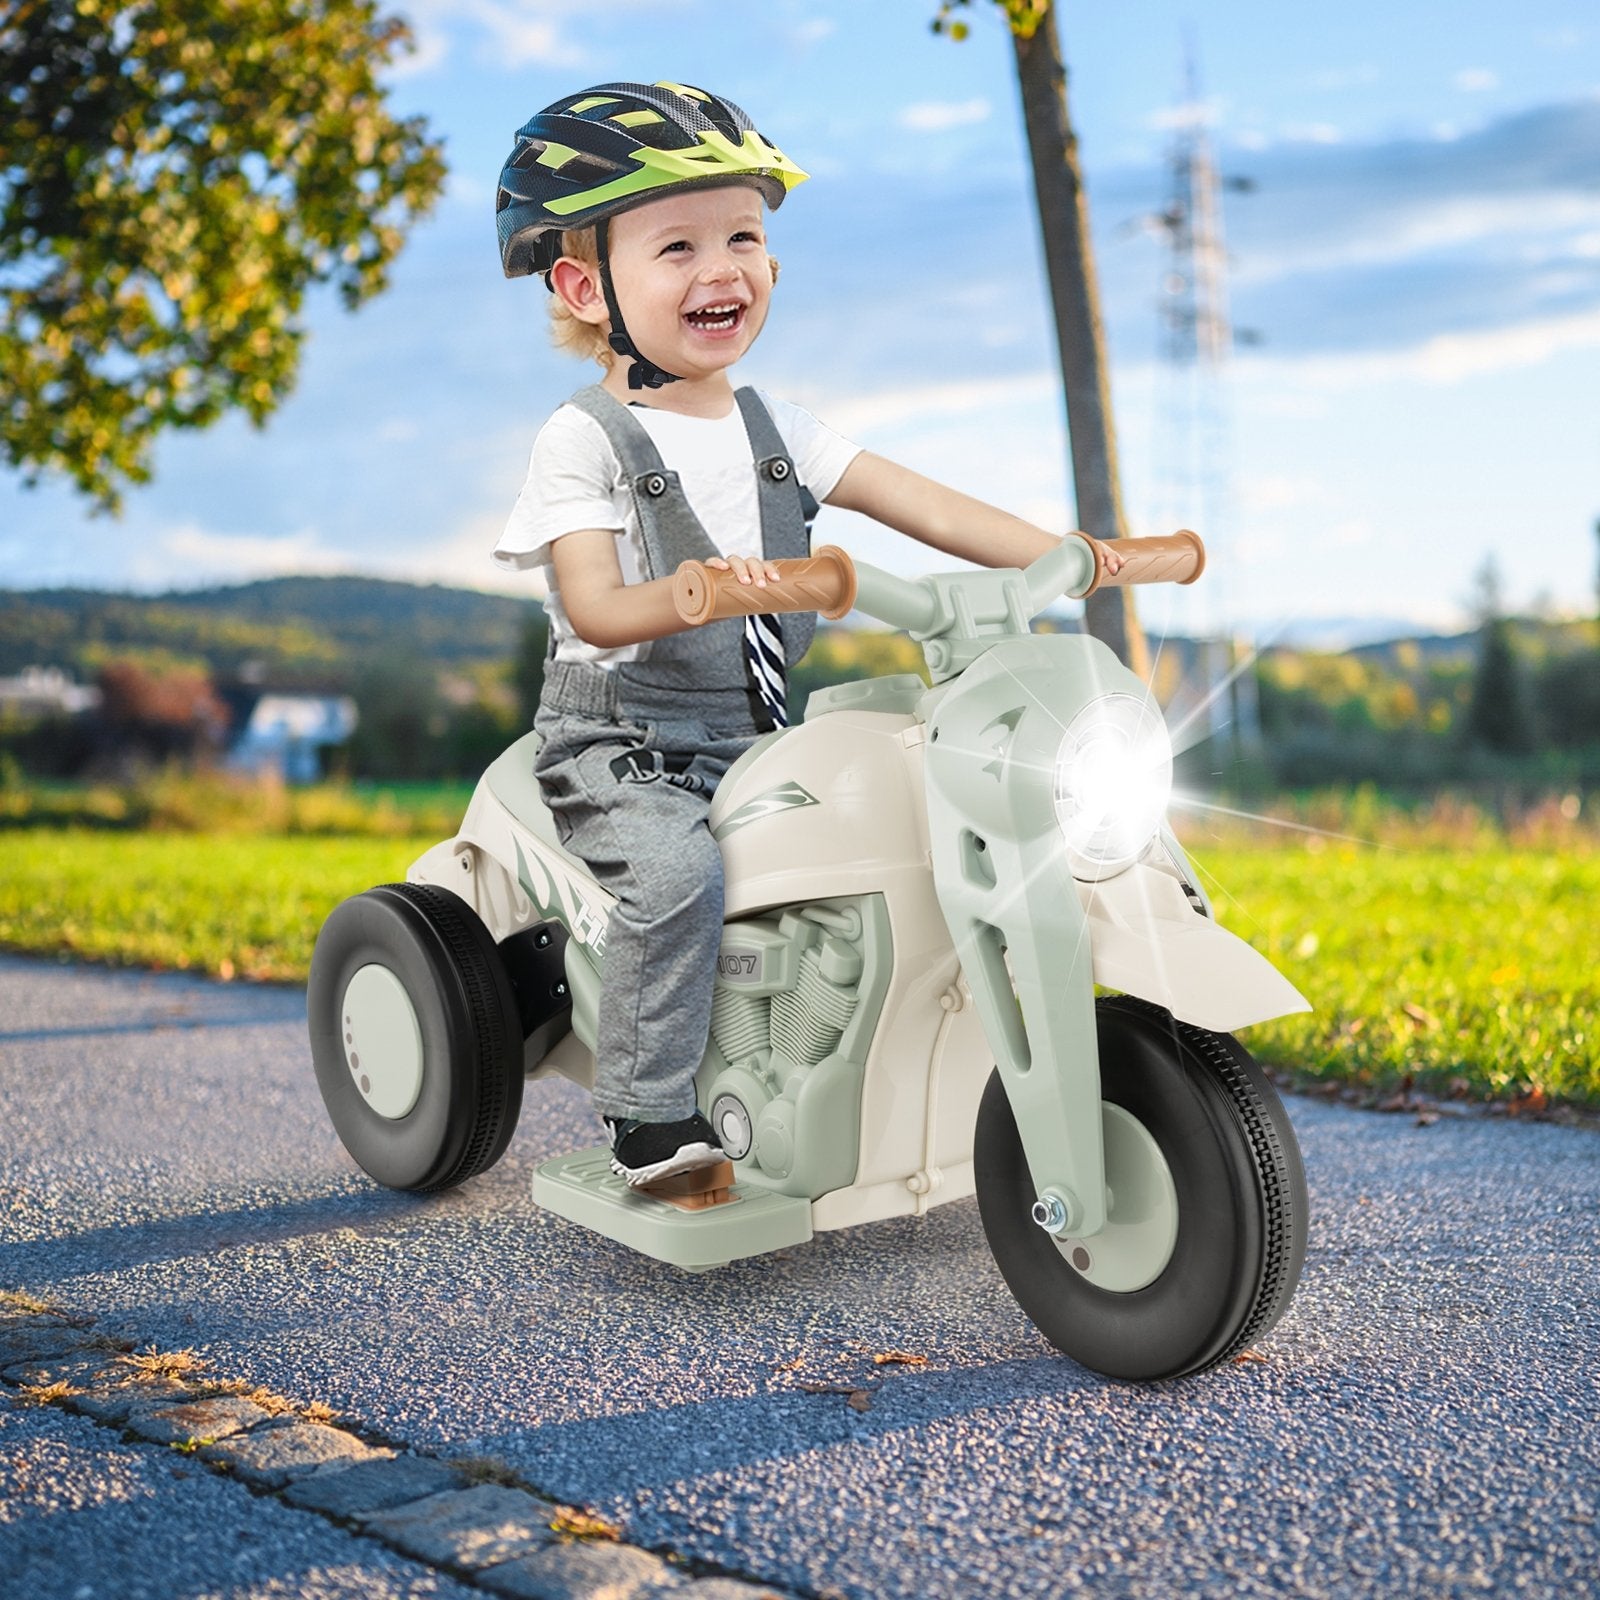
left=341, top=964, right=424, bottom=1120
left=1055, top=1102, right=1178, bottom=1292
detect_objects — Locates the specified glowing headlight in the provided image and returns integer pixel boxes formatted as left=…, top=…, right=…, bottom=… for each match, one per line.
left=1053, top=693, right=1173, bottom=879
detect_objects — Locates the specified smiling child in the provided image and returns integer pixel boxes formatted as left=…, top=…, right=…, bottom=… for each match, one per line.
left=491, top=81, right=1114, bottom=1188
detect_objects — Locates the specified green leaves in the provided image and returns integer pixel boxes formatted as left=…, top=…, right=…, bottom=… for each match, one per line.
left=1, top=0, right=446, bottom=509
left=930, top=0, right=1051, bottom=42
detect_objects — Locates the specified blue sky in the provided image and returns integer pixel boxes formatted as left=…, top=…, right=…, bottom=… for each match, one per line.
left=4, top=0, right=1599, bottom=642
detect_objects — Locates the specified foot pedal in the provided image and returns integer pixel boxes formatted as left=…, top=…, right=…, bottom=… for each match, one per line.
left=532, top=1147, right=812, bottom=1271
left=638, top=1159, right=737, bottom=1211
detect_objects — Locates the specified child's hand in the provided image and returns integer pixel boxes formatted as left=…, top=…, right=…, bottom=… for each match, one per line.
left=707, top=555, right=783, bottom=588
left=1098, top=540, right=1124, bottom=578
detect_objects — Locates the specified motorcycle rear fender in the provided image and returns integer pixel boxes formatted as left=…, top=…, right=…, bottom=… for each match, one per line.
left=1081, top=856, right=1311, bottom=1033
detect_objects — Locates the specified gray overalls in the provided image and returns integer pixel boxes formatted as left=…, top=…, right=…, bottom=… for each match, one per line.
left=533, top=384, right=815, bottom=1122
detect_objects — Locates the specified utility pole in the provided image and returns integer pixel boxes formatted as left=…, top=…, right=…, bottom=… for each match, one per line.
left=1011, top=8, right=1149, bottom=679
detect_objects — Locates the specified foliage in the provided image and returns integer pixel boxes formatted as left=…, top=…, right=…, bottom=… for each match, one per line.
left=0, top=578, right=533, bottom=678
left=4, top=570, right=1596, bottom=788
left=1252, top=618, right=1600, bottom=790
left=930, top=0, right=1050, bottom=42
left=0, top=0, right=445, bottom=509
left=0, top=766, right=468, bottom=834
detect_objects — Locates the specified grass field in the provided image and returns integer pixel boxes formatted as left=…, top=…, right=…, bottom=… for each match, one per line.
left=1, top=823, right=1594, bottom=1108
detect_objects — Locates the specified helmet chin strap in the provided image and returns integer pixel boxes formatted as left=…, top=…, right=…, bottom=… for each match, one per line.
left=595, top=218, right=682, bottom=392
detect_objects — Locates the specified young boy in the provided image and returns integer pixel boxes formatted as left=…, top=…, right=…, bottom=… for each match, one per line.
left=491, top=81, right=1115, bottom=1188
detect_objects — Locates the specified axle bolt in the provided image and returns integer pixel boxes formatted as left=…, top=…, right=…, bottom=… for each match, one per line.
left=1031, top=1186, right=1082, bottom=1236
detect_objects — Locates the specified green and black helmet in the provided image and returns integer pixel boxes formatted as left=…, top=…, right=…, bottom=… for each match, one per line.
left=496, top=81, right=808, bottom=281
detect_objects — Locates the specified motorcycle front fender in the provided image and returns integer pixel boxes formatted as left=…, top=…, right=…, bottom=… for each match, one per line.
left=1081, top=861, right=1311, bottom=1033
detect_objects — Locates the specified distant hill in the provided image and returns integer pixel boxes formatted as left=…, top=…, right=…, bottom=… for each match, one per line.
left=0, top=576, right=543, bottom=684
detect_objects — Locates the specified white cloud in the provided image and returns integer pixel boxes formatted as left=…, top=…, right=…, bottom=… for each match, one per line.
left=815, top=371, right=1056, bottom=440
left=396, top=0, right=608, bottom=74
left=1148, top=98, right=1224, bottom=133
left=791, top=17, right=836, bottom=47
left=1455, top=68, right=1500, bottom=94
left=387, top=25, right=451, bottom=80
left=897, top=98, right=992, bottom=133
left=1232, top=191, right=1600, bottom=286
left=1236, top=303, right=1600, bottom=389
left=1306, top=64, right=1380, bottom=92
left=144, top=515, right=535, bottom=598
left=1239, top=474, right=1323, bottom=513
left=155, top=525, right=354, bottom=583
left=1282, top=123, right=1343, bottom=145
left=403, top=512, right=544, bottom=595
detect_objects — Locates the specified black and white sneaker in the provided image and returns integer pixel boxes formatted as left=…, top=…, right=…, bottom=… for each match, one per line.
left=605, top=1111, right=725, bottom=1188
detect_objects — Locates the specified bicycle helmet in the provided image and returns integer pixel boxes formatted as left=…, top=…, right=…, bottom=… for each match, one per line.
left=496, top=81, right=807, bottom=389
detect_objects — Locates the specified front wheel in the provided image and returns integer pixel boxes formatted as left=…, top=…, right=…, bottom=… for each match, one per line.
left=974, top=994, right=1308, bottom=1381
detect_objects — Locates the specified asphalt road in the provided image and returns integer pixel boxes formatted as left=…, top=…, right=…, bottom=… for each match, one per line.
left=1, top=952, right=1596, bottom=1599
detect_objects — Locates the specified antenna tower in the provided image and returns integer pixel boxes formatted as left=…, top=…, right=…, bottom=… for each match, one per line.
left=1152, top=37, right=1260, bottom=753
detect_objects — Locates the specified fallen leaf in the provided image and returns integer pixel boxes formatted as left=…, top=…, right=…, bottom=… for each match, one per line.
left=871, top=1351, right=928, bottom=1368
left=847, top=1389, right=873, bottom=1413
left=1507, top=1084, right=1549, bottom=1116
left=1401, top=1003, right=1440, bottom=1032
left=1232, top=1349, right=1269, bottom=1365
left=548, top=1507, right=620, bottom=1541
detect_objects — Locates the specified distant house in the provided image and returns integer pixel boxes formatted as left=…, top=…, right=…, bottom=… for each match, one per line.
left=224, top=689, right=358, bottom=784
left=0, top=666, right=101, bottom=718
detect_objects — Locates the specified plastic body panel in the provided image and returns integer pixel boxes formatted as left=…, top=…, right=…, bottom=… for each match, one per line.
left=1081, top=859, right=1311, bottom=1031
left=707, top=709, right=994, bottom=1225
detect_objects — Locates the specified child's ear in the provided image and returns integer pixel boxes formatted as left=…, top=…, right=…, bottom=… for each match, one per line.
left=768, top=256, right=781, bottom=287
left=550, top=257, right=608, bottom=325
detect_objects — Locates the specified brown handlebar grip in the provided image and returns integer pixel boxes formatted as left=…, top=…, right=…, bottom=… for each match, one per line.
left=1077, top=529, right=1206, bottom=595
left=674, top=544, right=858, bottom=626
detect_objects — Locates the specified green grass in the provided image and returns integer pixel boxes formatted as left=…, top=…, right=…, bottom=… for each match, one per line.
left=0, top=831, right=427, bottom=982
left=1184, top=842, right=1598, bottom=1107
left=1, top=828, right=1595, bottom=1108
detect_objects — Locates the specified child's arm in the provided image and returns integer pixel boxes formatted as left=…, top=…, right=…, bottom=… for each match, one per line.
left=827, top=451, right=1099, bottom=571
left=551, top=530, right=779, bottom=650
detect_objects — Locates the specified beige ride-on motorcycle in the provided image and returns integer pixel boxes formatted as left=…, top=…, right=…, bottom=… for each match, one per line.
left=309, top=529, right=1310, bottom=1381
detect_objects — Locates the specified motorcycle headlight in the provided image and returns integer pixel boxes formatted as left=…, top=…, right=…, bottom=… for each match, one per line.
left=1053, top=693, right=1173, bottom=880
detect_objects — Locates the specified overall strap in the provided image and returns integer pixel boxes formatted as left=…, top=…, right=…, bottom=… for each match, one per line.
left=732, top=388, right=816, bottom=670
left=565, top=383, right=667, bottom=477
left=562, top=384, right=720, bottom=579
left=732, top=388, right=811, bottom=563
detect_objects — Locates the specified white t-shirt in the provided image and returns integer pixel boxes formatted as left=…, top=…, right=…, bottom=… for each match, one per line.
left=494, top=390, right=862, bottom=668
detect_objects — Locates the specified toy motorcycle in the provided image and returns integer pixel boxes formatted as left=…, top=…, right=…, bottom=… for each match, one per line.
left=308, top=530, right=1310, bottom=1381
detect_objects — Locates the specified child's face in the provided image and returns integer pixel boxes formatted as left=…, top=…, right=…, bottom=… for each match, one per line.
left=600, top=184, right=773, bottom=383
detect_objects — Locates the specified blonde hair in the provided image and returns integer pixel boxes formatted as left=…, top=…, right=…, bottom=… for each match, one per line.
left=547, top=223, right=781, bottom=369
left=547, top=227, right=613, bottom=369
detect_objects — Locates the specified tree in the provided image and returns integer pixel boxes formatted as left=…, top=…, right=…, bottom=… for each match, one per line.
left=934, top=0, right=1149, bottom=676
left=95, top=654, right=228, bottom=769
left=1, top=0, right=446, bottom=510
left=1465, top=557, right=1533, bottom=756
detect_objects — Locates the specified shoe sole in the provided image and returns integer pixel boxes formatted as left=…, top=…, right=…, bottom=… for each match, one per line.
left=611, top=1142, right=724, bottom=1189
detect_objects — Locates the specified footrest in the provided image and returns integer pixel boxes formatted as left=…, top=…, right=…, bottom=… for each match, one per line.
left=532, top=1147, right=813, bottom=1271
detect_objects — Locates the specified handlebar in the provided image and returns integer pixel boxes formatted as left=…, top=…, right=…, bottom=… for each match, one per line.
left=673, top=545, right=858, bottom=626
left=1075, top=529, right=1205, bottom=595
left=671, top=531, right=1207, bottom=630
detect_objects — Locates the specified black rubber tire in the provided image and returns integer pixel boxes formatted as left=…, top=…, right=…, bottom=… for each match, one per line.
left=974, top=994, right=1309, bottom=1381
left=308, top=883, right=524, bottom=1192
